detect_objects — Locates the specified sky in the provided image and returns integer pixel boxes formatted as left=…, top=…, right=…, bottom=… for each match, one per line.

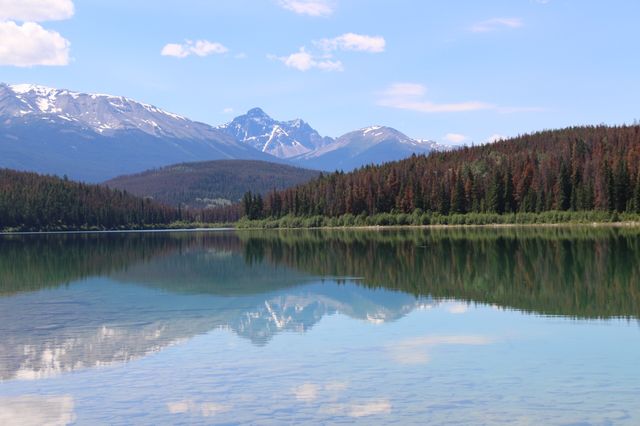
left=1, top=0, right=639, bottom=145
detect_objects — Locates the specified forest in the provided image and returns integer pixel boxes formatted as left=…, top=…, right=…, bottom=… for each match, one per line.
left=243, top=125, right=640, bottom=221
left=0, top=169, right=184, bottom=231
left=105, top=159, right=320, bottom=209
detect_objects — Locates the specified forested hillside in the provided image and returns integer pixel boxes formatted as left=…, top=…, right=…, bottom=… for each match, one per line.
left=0, top=169, right=183, bottom=231
left=245, top=126, right=640, bottom=219
left=105, top=160, right=320, bottom=208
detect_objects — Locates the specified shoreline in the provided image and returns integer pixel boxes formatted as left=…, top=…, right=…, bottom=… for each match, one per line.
left=235, top=221, right=640, bottom=231
left=2, top=221, right=640, bottom=235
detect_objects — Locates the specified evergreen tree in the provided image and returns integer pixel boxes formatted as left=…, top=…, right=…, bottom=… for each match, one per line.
left=504, top=167, right=515, bottom=213
left=557, top=162, right=572, bottom=211
left=488, top=170, right=505, bottom=214
left=451, top=173, right=466, bottom=214
left=614, top=161, right=630, bottom=212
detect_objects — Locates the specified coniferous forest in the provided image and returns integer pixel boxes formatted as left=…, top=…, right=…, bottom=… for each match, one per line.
left=0, top=169, right=183, bottom=230
left=0, top=168, right=246, bottom=231
left=247, top=126, right=640, bottom=221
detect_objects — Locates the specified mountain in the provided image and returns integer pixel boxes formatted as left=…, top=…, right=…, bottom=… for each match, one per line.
left=292, top=125, right=439, bottom=171
left=104, top=159, right=321, bottom=208
left=0, top=83, right=446, bottom=181
left=0, top=84, right=277, bottom=182
left=218, top=108, right=445, bottom=171
left=216, top=107, right=333, bottom=158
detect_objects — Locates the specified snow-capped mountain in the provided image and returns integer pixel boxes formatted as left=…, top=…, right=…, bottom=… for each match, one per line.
left=217, top=108, right=446, bottom=171
left=292, top=125, right=440, bottom=171
left=0, top=84, right=277, bottom=181
left=2, top=83, right=221, bottom=139
left=0, top=83, right=446, bottom=180
left=217, top=107, right=333, bottom=158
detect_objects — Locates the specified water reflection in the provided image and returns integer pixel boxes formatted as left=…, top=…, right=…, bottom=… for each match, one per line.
left=3, top=228, right=640, bottom=316
left=0, top=228, right=639, bottom=381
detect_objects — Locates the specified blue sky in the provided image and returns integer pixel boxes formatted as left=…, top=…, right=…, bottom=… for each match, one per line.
left=1, top=0, right=639, bottom=144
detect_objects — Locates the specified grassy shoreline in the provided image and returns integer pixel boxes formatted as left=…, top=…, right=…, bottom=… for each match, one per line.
left=236, top=211, right=640, bottom=229
left=3, top=211, right=640, bottom=234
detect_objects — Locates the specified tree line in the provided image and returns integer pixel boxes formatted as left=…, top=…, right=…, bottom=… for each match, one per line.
left=0, top=168, right=246, bottom=231
left=243, top=125, right=640, bottom=219
left=0, top=169, right=183, bottom=230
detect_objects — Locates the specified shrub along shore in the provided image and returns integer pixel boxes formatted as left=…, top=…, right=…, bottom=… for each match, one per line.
left=236, top=210, right=640, bottom=229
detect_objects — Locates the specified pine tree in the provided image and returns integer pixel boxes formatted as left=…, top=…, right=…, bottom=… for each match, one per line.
left=557, top=162, right=571, bottom=211
left=488, top=170, right=505, bottom=214
left=614, top=161, right=630, bottom=212
left=504, top=167, right=515, bottom=213
left=451, top=173, right=466, bottom=214
left=634, top=173, right=640, bottom=213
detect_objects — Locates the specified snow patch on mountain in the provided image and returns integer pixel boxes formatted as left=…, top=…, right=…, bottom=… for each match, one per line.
left=0, top=83, right=214, bottom=139
left=217, top=108, right=333, bottom=159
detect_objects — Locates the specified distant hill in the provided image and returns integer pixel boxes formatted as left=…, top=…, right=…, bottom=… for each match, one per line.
left=104, top=160, right=321, bottom=208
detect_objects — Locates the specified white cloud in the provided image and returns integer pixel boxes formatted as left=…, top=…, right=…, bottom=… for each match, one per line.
left=0, top=395, right=76, bottom=425
left=316, top=33, right=386, bottom=53
left=293, top=383, right=319, bottom=402
left=167, top=400, right=231, bottom=417
left=0, top=0, right=74, bottom=22
left=378, top=83, right=494, bottom=113
left=273, top=48, right=343, bottom=72
left=388, top=334, right=494, bottom=365
left=161, top=40, right=228, bottom=58
left=471, top=18, right=523, bottom=33
left=349, top=400, right=392, bottom=418
left=447, top=303, right=469, bottom=314
left=0, top=20, right=70, bottom=66
left=444, top=133, right=468, bottom=144
left=223, top=107, right=234, bottom=114
left=278, top=0, right=334, bottom=16
left=161, top=43, right=189, bottom=58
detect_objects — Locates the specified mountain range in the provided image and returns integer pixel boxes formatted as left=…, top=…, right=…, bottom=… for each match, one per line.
left=218, top=107, right=443, bottom=170
left=0, top=83, right=447, bottom=182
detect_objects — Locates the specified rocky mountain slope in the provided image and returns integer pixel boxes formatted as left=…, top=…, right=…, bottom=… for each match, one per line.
left=0, top=84, right=276, bottom=182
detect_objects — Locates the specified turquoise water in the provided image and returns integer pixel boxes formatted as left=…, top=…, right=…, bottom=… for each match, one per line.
left=0, top=229, right=639, bottom=425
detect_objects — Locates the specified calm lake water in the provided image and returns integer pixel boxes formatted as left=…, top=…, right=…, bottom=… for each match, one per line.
left=0, top=228, right=639, bottom=425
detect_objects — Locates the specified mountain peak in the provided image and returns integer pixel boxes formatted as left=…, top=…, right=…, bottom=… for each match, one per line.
left=246, top=107, right=270, bottom=119
left=219, top=108, right=330, bottom=159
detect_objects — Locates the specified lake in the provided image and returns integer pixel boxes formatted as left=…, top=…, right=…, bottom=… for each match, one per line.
left=0, top=228, right=639, bottom=425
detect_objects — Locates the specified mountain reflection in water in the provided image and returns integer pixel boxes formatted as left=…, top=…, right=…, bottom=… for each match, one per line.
left=0, top=227, right=639, bottom=381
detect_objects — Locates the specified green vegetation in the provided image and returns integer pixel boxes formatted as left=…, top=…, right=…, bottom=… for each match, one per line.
left=238, top=126, right=640, bottom=224
left=0, top=169, right=240, bottom=231
left=0, top=169, right=182, bottom=231
left=236, top=210, right=640, bottom=228
left=105, top=159, right=320, bottom=208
